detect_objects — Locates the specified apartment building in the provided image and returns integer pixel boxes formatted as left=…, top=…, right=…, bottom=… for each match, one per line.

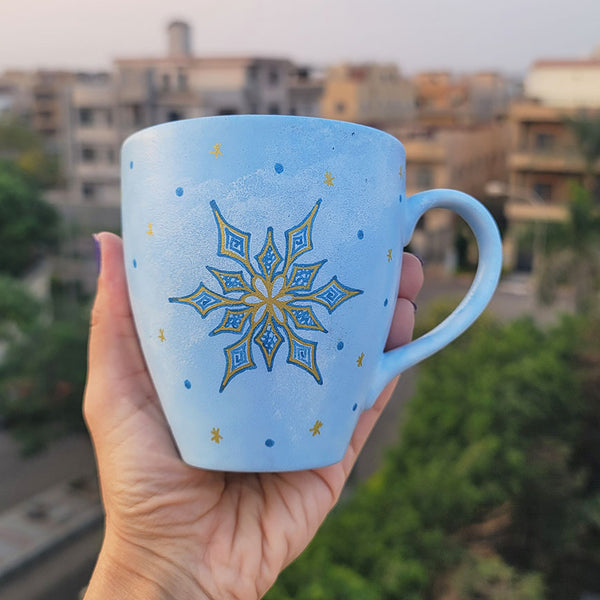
left=0, top=21, right=324, bottom=291
left=0, top=70, right=75, bottom=155
left=320, top=63, right=415, bottom=127
left=504, top=54, right=600, bottom=270
left=62, top=21, right=322, bottom=207
left=414, top=71, right=518, bottom=127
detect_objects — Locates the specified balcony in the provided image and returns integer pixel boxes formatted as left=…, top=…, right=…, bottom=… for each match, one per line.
left=75, top=163, right=120, bottom=181
left=403, top=139, right=446, bottom=163
left=505, top=201, right=568, bottom=223
left=508, top=149, right=592, bottom=174
left=75, top=127, right=119, bottom=145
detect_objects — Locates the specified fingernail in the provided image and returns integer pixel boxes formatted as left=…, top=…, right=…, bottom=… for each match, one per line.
left=410, top=300, right=418, bottom=312
left=92, top=234, right=101, bottom=275
left=415, top=254, right=424, bottom=266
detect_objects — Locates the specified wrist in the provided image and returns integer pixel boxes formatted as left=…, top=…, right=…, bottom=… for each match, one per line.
left=84, top=528, right=210, bottom=600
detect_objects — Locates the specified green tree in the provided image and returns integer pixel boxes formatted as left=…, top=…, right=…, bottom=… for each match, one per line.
left=537, top=183, right=600, bottom=313
left=0, top=118, right=61, bottom=188
left=0, top=274, right=40, bottom=342
left=0, top=162, right=59, bottom=276
left=451, top=553, right=544, bottom=600
left=565, top=113, right=600, bottom=197
left=0, top=308, right=89, bottom=454
left=0, top=123, right=87, bottom=454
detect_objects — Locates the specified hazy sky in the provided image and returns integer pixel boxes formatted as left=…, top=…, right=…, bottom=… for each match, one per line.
left=1, top=0, right=599, bottom=75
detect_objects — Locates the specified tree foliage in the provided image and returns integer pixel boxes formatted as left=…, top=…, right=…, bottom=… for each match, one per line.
left=537, top=183, right=600, bottom=313
left=0, top=161, right=59, bottom=276
left=0, top=123, right=87, bottom=453
left=0, top=307, right=89, bottom=454
left=267, top=312, right=600, bottom=599
left=0, top=118, right=61, bottom=188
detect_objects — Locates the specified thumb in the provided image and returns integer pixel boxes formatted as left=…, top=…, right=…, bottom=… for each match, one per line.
left=84, top=232, right=157, bottom=437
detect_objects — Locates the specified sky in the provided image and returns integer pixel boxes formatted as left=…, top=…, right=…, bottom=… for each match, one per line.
left=1, top=0, right=599, bottom=76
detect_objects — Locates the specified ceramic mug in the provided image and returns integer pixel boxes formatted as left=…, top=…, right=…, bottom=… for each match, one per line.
left=121, top=115, right=502, bottom=472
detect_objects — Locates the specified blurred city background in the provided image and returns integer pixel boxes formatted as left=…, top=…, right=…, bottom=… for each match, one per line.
left=0, top=1, right=599, bottom=598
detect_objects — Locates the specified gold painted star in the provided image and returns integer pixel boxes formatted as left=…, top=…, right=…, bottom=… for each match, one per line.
left=399, top=165, right=403, bottom=178
left=356, top=352, right=365, bottom=367
left=146, top=223, right=153, bottom=236
left=324, top=171, right=335, bottom=186
left=387, top=249, right=393, bottom=262
left=158, top=329, right=166, bottom=342
left=210, top=143, right=223, bottom=158
left=210, top=427, right=223, bottom=444
left=310, top=420, right=323, bottom=436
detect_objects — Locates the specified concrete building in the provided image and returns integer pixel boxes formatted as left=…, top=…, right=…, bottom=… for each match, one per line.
left=503, top=54, right=600, bottom=270
left=388, top=121, right=509, bottom=266
left=414, top=71, right=518, bottom=127
left=63, top=72, right=120, bottom=206
left=62, top=21, right=323, bottom=207
left=320, top=63, right=415, bottom=127
left=0, top=21, right=323, bottom=292
left=0, top=70, right=75, bottom=154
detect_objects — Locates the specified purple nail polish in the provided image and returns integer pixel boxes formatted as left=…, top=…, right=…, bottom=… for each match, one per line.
left=92, top=234, right=101, bottom=275
left=414, top=254, right=424, bottom=267
left=410, top=300, right=418, bottom=312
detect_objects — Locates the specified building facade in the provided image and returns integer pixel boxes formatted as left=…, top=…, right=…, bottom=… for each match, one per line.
left=320, top=63, right=415, bottom=127
left=504, top=55, right=600, bottom=270
left=387, top=122, right=508, bottom=266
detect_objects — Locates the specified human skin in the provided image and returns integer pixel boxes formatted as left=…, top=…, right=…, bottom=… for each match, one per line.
left=83, top=232, right=423, bottom=600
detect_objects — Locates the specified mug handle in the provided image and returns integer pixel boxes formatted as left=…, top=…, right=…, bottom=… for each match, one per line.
left=367, top=189, right=503, bottom=408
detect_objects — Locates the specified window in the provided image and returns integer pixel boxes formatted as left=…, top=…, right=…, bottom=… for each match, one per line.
left=268, top=69, right=280, bottom=85
left=82, top=182, right=95, bottom=199
left=132, top=104, right=144, bottom=126
left=247, top=65, right=258, bottom=80
left=416, top=165, right=434, bottom=188
left=533, top=182, right=553, bottom=201
left=162, top=74, right=170, bottom=92
left=167, top=110, right=183, bottom=122
left=107, top=148, right=116, bottom=164
left=81, top=146, right=96, bottom=162
left=217, top=108, right=239, bottom=116
left=268, top=103, right=280, bottom=115
left=335, top=101, right=346, bottom=114
left=79, top=108, right=93, bottom=126
left=177, top=69, right=188, bottom=91
left=534, top=133, right=555, bottom=152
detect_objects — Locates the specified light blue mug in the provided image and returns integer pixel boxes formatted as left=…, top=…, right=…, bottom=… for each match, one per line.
left=121, top=115, right=502, bottom=472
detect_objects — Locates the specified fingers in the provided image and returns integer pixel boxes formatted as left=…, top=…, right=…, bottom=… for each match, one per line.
left=385, top=253, right=424, bottom=351
left=339, top=252, right=424, bottom=476
left=398, top=253, right=424, bottom=303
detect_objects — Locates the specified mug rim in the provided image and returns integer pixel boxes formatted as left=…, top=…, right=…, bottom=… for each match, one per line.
left=122, top=114, right=404, bottom=151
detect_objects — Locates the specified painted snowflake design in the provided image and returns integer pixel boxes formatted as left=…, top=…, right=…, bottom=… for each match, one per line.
left=169, top=199, right=363, bottom=391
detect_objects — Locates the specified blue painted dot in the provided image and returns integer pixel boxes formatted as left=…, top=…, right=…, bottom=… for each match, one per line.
left=337, top=341, right=344, bottom=351
left=357, top=230, right=364, bottom=240
left=133, top=259, right=137, bottom=268
left=274, top=163, right=284, bottom=173
left=184, top=380, right=191, bottom=389
left=129, top=161, right=133, bottom=169
left=384, top=298, right=388, bottom=307
left=352, top=403, right=358, bottom=411
left=399, top=194, right=403, bottom=203
left=265, top=438, right=275, bottom=447
left=176, top=187, right=184, bottom=197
